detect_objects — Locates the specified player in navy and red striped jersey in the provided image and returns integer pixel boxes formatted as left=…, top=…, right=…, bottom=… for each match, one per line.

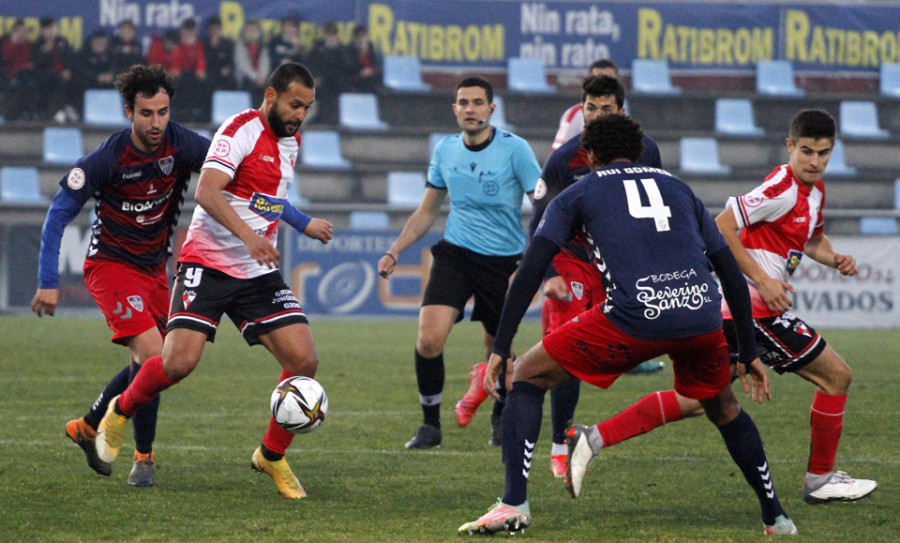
left=460, top=114, right=797, bottom=536
left=572, top=109, right=877, bottom=506
left=32, top=65, right=210, bottom=486
left=96, top=62, right=333, bottom=500
left=527, top=75, right=663, bottom=477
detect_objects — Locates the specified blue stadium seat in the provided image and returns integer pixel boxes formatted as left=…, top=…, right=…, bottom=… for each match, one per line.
left=879, top=63, right=900, bottom=98
left=756, top=61, right=805, bottom=97
left=383, top=55, right=432, bottom=92
left=349, top=210, right=390, bottom=229
left=507, top=57, right=554, bottom=94
left=0, top=166, right=46, bottom=203
left=211, top=90, right=252, bottom=126
left=387, top=171, right=426, bottom=207
left=631, top=59, right=682, bottom=95
left=715, top=98, right=763, bottom=137
left=301, top=131, right=351, bottom=169
left=839, top=100, right=889, bottom=139
left=679, top=137, right=731, bottom=175
left=83, top=89, right=129, bottom=127
left=894, top=178, right=900, bottom=210
left=43, top=127, right=84, bottom=165
left=826, top=140, right=857, bottom=176
left=491, top=95, right=515, bottom=132
left=339, top=93, right=388, bottom=131
left=859, top=217, right=898, bottom=235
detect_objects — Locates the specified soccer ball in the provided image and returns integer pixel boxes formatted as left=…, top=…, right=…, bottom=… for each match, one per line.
left=270, top=376, right=328, bottom=434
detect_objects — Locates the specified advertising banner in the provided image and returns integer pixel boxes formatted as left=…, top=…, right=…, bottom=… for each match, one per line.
left=4, top=223, right=897, bottom=328
left=1, top=1, right=899, bottom=72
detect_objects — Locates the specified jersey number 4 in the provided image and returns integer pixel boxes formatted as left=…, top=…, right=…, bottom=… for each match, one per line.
left=623, top=178, right=671, bottom=232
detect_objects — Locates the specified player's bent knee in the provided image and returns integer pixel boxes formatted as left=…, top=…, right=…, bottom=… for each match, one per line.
left=282, top=353, right=319, bottom=377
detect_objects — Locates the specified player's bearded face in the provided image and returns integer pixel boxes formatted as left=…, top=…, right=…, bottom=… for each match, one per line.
left=128, top=91, right=170, bottom=153
left=268, top=98, right=302, bottom=138
left=267, top=81, right=314, bottom=138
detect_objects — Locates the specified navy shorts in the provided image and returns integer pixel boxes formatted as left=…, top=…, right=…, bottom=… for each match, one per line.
left=723, top=312, right=826, bottom=374
left=421, top=241, right=520, bottom=337
left=168, top=263, right=308, bottom=346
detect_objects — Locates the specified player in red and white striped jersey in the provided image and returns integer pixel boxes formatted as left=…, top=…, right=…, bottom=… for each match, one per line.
left=549, top=59, right=618, bottom=151
left=97, top=62, right=334, bottom=500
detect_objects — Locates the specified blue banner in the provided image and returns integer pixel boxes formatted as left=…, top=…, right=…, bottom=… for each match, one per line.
left=285, top=229, right=541, bottom=318
left=1, top=1, right=899, bottom=72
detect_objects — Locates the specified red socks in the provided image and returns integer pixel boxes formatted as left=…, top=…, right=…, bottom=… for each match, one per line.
left=596, top=390, right=685, bottom=447
left=808, top=391, right=846, bottom=474
left=118, top=355, right=177, bottom=417
left=262, top=369, right=297, bottom=456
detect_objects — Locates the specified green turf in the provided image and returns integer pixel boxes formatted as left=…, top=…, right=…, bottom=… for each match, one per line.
left=1, top=316, right=896, bottom=542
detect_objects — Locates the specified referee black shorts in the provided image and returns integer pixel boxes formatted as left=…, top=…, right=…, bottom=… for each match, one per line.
left=421, top=240, right=521, bottom=337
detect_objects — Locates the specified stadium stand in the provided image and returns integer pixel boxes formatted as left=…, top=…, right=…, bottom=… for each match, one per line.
left=756, top=60, right=805, bottom=97
left=349, top=210, right=390, bottom=229
left=42, top=127, right=83, bottom=166
left=879, top=62, right=900, bottom=98
left=715, top=98, right=764, bottom=137
left=339, top=93, right=389, bottom=131
left=631, top=59, right=681, bottom=95
left=211, top=90, right=252, bottom=126
left=387, top=171, right=426, bottom=207
left=506, top=57, right=554, bottom=94
left=0, top=166, right=45, bottom=203
left=83, top=89, right=129, bottom=127
left=679, top=137, right=731, bottom=175
left=383, top=55, right=432, bottom=92
left=839, top=100, right=890, bottom=139
left=301, top=130, right=352, bottom=169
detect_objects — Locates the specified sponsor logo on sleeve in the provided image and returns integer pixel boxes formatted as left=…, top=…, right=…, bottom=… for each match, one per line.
left=249, top=192, right=286, bottom=221
left=213, top=139, right=231, bottom=157
left=534, top=178, right=547, bottom=199
left=786, top=249, right=804, bottom=275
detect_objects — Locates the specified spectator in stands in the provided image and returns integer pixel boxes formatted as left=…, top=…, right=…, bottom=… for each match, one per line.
left=203, top=15, right=235, bottom=91
left=234, top=19, right=271, bottom=104
left=550, top=59, right=618, bottom=151
left=306, top=21, right=346, bottom=124
left=344, top=24, right=381, bottom=94
left=146, top=28, right=180, bottom=73
left=0, top=19, right=37, bottom=120
left=33, top=16, right=77, bottom=123
left=171, top=18, right=209, bottom=122
left=269, top=16, right=305, bottom=66
left=111, top=20, right=143, bottom=73
left=75, top=29, right=116, bottom=99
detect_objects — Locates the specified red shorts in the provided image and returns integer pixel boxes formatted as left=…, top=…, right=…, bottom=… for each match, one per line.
left=83, top=260, right=169, bottom=345
left=542, top=253, right=605, bottom=333
left=542, top=304, right=731, bottom=401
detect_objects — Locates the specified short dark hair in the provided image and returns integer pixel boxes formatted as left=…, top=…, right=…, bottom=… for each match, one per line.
left=322, top=21, right=338, bottom=36
left=582, top=75, right=625, bottom=108
left=115, top=64, right=176, bottom=111
left=589, top=58, right=618, bottom=74
left=39, top=16, right=55, bottom=29
left=790, top=108, right=836, bottom=142
left=352, top=24, right=368, bottom=38
left=455, top=75, right=493, bottom=104
left=205, top=15, right=221, bottom=28
left=268, top=61, right=316, bottom=93
left=181, top=18, right=197, bottom=31
left=581, top=114, right=645, bottom=166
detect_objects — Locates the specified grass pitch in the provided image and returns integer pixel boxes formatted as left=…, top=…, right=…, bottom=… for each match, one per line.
left=1, top=316, right=896, bottom=542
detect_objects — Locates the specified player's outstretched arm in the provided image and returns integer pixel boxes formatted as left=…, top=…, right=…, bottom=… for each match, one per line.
left=378, top=187, right=445, bottom=278
left=302, top=218, right=333, bottom=244
left=805, top=233, right=857, bottom=276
